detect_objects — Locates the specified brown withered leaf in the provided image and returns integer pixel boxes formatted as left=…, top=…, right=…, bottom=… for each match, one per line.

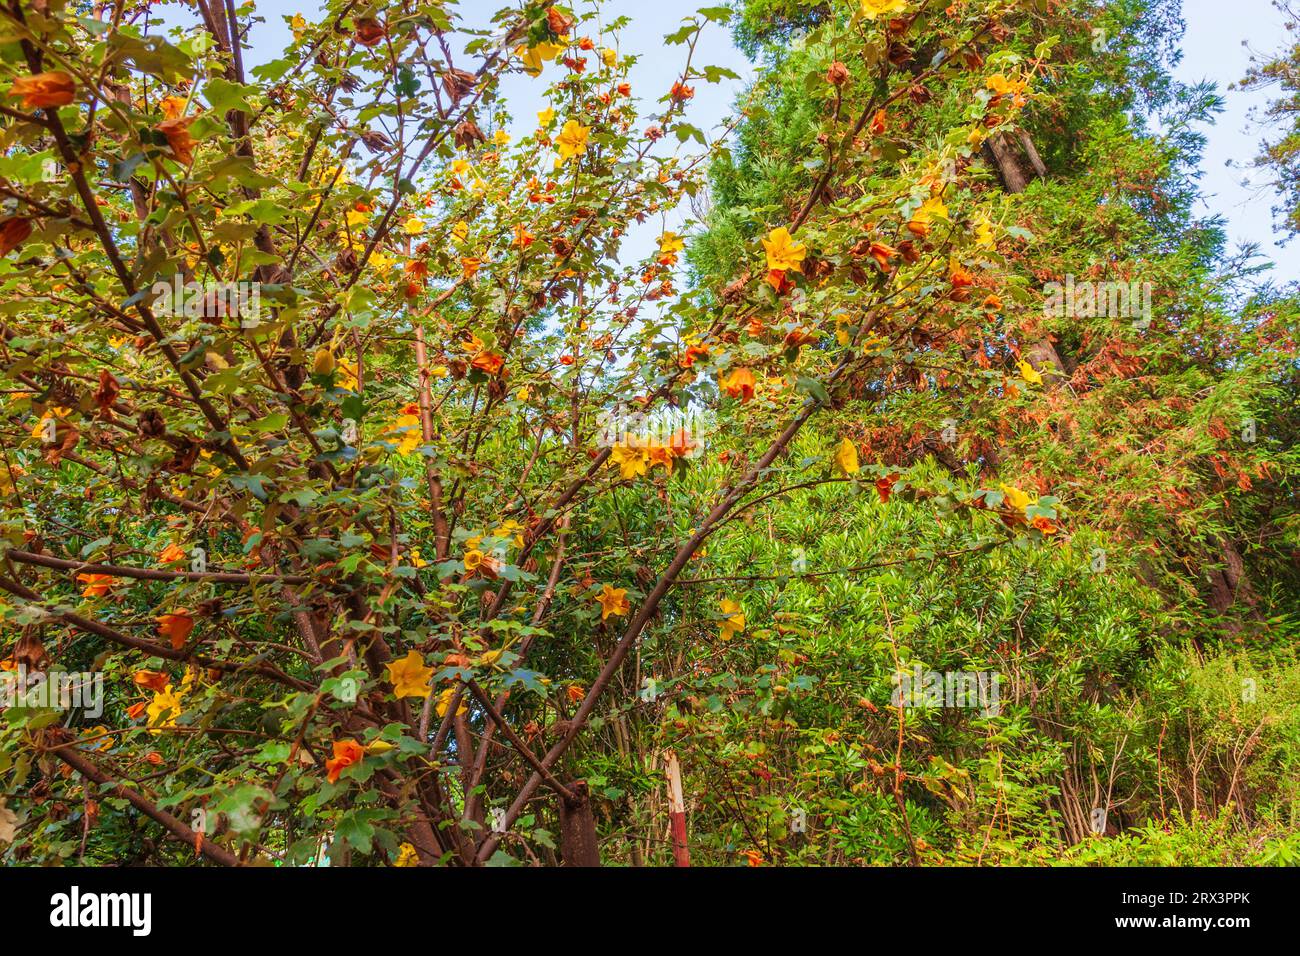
left=13, top=633, right=49, bottom=672
left=441, top=69, right=477, bottom=103
left=93, top=369, right=119, bottom=418
left=357, top=128, right=393, bottom=153
left=161, top=439, right=200, bottom=474
left=42, top=423, right=79, bottom=464
left=0, top=217, right=33, bottom=258
left=453, top=119, right=486, bottom=149
left=137, top=408, right=166, bottom=438
left=354, top=18, right=386, bottom=47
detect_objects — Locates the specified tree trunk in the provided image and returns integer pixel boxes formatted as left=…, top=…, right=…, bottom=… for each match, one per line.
left=558, top=780, right=601, bottom=867
left=984, top=128, right=1068, bottom=383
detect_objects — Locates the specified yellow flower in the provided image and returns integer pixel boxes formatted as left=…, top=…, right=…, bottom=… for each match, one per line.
left=392, top=412, right=422, bottom=455
left=477, top=648, right=504, bottom=668
left=833, top=437, right=860, bottom=476
left=518, top=40, right=564, bottom=76
left=555, top=119, right=591, bottom=161
left=999, top=483, right=1035, bottom=512
left=436, top=686, right=467, bottom=718
left=761, top=226, right=806, bottom=273
left=973, top=214, right=995, bottom=248
left=451, top=221, right=469, bottom=244
left=312, top=348, right=337, bottom=376
left=860, top=0, right=907, bottom=20
left=719, top=599, right=746, bottom=641
left=394, top=843, right=419, bottom=867
left=369, top=251, right=394, bottom=272
left=336, top=361, right=358, bottom=392
left=493, top=519, right=526, bottom=548
left=345, top=207, right=369, bottom=229
left=385, top=649, right=433, bottom=700
left=537, top=107, right=556, bottom=127
left=410, top=548, right=427, bottom=569
left=404, top=217, right=426, bottom=235
left=464, top=548, right=485, bottom=572
left=1017, top=360, right=1043, bottom=385
left=596, top=584, right=630, bottom=621
left=289, top=13, right=307, bottom=39
left=610, top=444, right=649, bottom=480
left=492, top=130, right=511, bottom=146
left=659, top=232, right=685, bottom=255
left=911, top=195, right=948, bottom=226
left=601, top=48, right=618, bottom=68
left=986, top=74, right=1028, bottom=97
left=146, top=685, right=184, bottom=732
left=30, top=406, right=70, bottom=440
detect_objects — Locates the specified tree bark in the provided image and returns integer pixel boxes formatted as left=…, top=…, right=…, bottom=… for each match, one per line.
left=558, top=780, right=601, bottom=867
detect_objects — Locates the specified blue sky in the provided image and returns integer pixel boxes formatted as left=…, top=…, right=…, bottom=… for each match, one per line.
left=1172, top=0, right=1297, bottom=282
left=173, top=0, right=1296, bottom=282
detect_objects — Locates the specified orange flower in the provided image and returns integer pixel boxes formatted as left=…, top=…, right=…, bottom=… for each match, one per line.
left=875, top=473, right=900, bottom=503
left=0, top=217, right=33, bottom=257
left=595, top=584, right=630, bottom=620
left=461, top=257, right=482, bottom=279
left=721, top=367, right=756, bottom=402
left=325, top=739, right=366, bottom=784
left=680, top=344, right=708, bottom=368
left=145, top=752, right=164, bottom=766
left=783, top=327, right=815, bottom=349
left=667, top=427, right=698, bottom=459
left=471, top=351, right=504, bottom=376
left=158, top=542, right=187, bottom=564
left=744, top=849, right=763, bottom=866
left=77, top=572, right=116, bottom=598
left=1031, top=515, right=1058, bottom=535
left=157, top=116, right=197, bottom=165
left=647, top=445, right=676, bottom=470
left=566, top=684, right=586, bottom=704
left=765, top=268, right=795, bottom=295
left=7, top=71, right=76, bottom=109
left=133, top=670, right=170, bottom=693
left=160, top=95, right=187, bottom=120
left=868, top=242, right=896, bottom=270
left=126, top=701, right=148, bottom=720
left=156, top=611, right=195, bottom=650
left=869, top=108, right=887, bottom=135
